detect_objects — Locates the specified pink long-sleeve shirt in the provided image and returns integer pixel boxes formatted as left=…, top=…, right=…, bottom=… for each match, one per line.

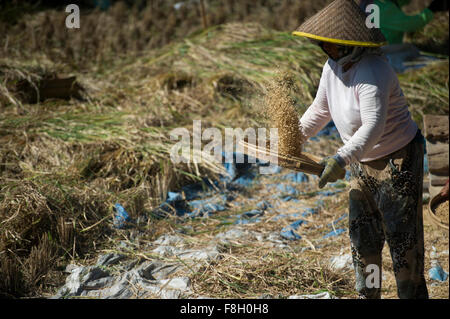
left=299, top=54, right=418, bottom=165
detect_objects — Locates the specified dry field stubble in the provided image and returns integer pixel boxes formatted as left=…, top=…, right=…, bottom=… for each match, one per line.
left=0, top=0, right=448, bottom=298
left=0, top=20, right=325, bottom=297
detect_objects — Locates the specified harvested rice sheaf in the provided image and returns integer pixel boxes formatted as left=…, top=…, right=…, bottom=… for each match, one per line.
left=264, top=72, right=304, bottom=158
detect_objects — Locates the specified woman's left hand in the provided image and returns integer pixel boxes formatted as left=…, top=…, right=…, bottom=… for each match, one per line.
left=318, top=156, right=346, bottom=188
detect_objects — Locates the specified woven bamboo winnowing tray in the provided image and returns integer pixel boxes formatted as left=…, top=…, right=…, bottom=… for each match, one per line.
left=426, top=193, right=449, bottom=231
left=238, top=139, right=324, bottom=176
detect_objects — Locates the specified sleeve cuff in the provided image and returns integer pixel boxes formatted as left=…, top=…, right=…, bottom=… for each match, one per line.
left=298, top=123, right=309, bottom=143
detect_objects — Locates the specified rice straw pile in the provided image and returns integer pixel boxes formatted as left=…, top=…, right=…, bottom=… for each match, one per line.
left=264, top=71, right=304, bottom=158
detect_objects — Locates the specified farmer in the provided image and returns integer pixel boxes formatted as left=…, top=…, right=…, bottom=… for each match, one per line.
left=360, top=0, right=449, bottom=72
left=293, top=0, right=428, bottom=298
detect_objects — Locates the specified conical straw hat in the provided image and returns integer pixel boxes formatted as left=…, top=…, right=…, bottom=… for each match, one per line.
left=293, top=0, right=386, bottom=47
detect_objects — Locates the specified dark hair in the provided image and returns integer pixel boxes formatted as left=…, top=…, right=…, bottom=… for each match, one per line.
left=318, top=42, right=354, bottom=61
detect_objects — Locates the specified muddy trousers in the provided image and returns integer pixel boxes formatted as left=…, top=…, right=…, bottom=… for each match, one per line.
left=348, top=130, right=428, bottom=299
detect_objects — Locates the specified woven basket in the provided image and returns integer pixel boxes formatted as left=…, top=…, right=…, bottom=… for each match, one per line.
left=426, top=193, right=449, bottom=230
left=238, top=139, right=324, bottom=176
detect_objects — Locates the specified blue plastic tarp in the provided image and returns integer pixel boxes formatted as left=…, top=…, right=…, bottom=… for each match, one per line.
left=233, top=209, right=264, bottom=224
left=234, top=218, right=261, bottom=225
left=187, top=195, right=227, bottom=218
left=309, top=122, right=339, bottom=142
left=180, top=179, right=218, bottom=200
left=281, top=172, right=309, bottom=183
left=429, top=265, right=448, bottom=282
left=275, top=184, right=299, bottom=196
left=327, top=213, right=348, bottom=227
left=323, top=228, right=346, bottom=239
left=317, top=190, right=344, bottom=197
left=256, top=200, right=272, bottom=210
left=317, top=121, right=339, bottom=138
left=345, top=170, right=352, bottom=181
left=301, top=207, right=319, bottom=218
left=221, top=152, right=259, bottom=186
left=273, top=208, right=317, bottom=222
left=280, top=229, right=302, bottom=240
left=280, top=219, right=307, bottom=240
left=154, top=200, right=190, bottom=218
left=167, top=191, right=182, bottom=202
left=272, top=212, right=301, bottom=221
left=152, top=176, right=232, bottom=218
left=424, top=155, right=429, bottom=174
left=281, top=196, right=300, bottom=202
left=113, top=203, right=131, bottom=229
left=232, top=172, right=257, bottom=187
left=263, top=165, right=283, bottom=174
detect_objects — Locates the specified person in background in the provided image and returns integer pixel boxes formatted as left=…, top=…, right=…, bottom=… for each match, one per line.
left=370, top=0, right=448, bottom=45
left=292, top=0, right=429, bottom=298
left=360, top=0, right=449, bottom=72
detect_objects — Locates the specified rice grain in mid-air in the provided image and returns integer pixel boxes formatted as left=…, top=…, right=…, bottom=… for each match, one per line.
left=264, top=72, right=304, bottom=158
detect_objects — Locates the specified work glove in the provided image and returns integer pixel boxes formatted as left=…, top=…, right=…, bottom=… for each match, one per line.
left=428, top=0, right=449, bottom=12
left=318, top=155, right=346, bottom=189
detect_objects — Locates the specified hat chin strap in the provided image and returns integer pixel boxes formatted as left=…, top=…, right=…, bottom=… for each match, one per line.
left=336, top=47, right=365, bottom=66
left=319, top=43, right=354, bottom=64
left=336, top=46, right=383, bottom=67
left=319, top=42, right=382, bottom=67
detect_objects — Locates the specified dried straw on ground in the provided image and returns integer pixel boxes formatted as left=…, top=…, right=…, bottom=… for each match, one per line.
left=264, top=71, right=305, bottom=158
left=1, top=5, right=448, bottom=298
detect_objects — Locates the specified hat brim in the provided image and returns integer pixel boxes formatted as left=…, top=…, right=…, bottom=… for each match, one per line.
left=292, top=0, right=386, bottom=48
left=292, top=31, right=387, bottom=47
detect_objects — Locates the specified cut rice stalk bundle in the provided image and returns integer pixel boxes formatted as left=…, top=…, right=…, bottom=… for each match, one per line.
left=239, top=139, right=323, bottom=176
left=265, top=72, right=305, bottom=158
left=241, top=71, right=323, bottom=175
